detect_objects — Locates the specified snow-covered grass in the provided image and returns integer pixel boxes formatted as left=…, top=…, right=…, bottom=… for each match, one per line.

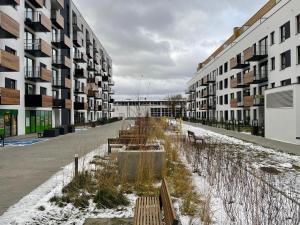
left=175, top=121, right=300, bottom=225
left=0, top=145, right=136, bottom=225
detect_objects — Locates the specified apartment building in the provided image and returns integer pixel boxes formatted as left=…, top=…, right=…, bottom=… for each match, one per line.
left=113, top=99, right=186, bottom=118
left=0, top=0, right=114, bottom=137
left=186, top=0, right=300, bottom=144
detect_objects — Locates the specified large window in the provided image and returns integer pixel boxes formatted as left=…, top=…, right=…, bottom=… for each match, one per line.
left=280, top=21, right=290, bottom=42
left=25, top=83, right=35, bottom=95
left=280, top=50, right=291, bottom=70
left=24, top=56, right=34, bottom=78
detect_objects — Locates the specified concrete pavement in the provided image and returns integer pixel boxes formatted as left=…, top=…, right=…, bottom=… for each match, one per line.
left=184, top=122, right=300, bottom=156
left=0, top=120, right=130, bottom=215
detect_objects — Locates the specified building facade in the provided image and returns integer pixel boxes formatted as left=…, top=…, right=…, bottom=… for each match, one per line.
left=113, top=100, right=186, bottom=119
left=186, top=0, right=300, bottom=144
left=0, top=0, right=114, bottom=137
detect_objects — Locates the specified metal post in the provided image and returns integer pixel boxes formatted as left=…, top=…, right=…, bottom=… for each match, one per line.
left=74, top=154, right=78, bottom=178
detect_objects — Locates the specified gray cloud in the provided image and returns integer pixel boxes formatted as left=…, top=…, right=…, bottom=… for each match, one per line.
left=72, top=0, right=267, bottom=99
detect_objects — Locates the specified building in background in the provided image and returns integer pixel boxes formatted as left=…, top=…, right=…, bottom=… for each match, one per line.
left=0, top=0, right=114, bottom=137
left=186, top=0, right=300, bottom=144
left=113, top=99, right=186, bottom=119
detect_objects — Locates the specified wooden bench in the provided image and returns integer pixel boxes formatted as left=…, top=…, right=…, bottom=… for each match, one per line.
left=134, top=178, right=179, bottom=225
left=187, top=130, right=204, bottom=145
left=107, top=137, right=147, bottom=154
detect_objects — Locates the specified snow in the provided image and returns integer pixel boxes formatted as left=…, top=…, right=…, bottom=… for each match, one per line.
left=0, top=145, right=136, bottom=225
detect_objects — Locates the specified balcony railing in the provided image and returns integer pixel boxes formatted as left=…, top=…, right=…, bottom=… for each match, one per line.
left=27, top=0, right=43, bottom=8
left=52, top=33, right=72, bottom=49
left=230, top=78, right=238, bottom=88
left=243, top=96, right=254, bottom=107
left=53, top=99, right=72, bottom=110
left=25, top=39, right=52, bottom=57
left=52, top=55, right=71, bottom=69
left=73, top=31, right=83, bottom=47
left=51, top=0, right=64, bottom=10
left=73, top=52, right=87, bottom=63
left=0, top=11, right=20, bottom=39
left=230, top=56, right=249, bottom=69
left=230, top=99, right=238, bottom=108
left=244, top=45, right=268, bottom=62
left=51, top=10, right=64, bottom=29
left=0, top=87, right=20, bottom=105
left=74, top=102, right=88, bottom=110
left=25, top=95, right=53, bottom=107
left=253, top=70, right=268, bottom=84
left=0, top=49, right=19, bottom=72
left=72, top=17, right=82, bottom=32
left=52, top=77, right=72, bottom=89
left=74, top=86, right=87, bottom=94
left=243, top=71, right=254, bottom=86
left=25, top=11, right=51, bottom=32
left=74, top=68, right=87, bottom=79
left=253, top=95, right=264, bottom=106
left=25, top=67, right=52, bottom=82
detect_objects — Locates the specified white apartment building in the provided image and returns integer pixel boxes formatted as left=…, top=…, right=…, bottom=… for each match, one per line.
left=113, top=99, right=186, bottom=119
left=186, top=0, right=300, bottom=144
left=0, top=0, right=114, bottom=137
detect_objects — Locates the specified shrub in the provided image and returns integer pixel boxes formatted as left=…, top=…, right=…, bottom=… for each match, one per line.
left=93, top=187, right=129, bottom=209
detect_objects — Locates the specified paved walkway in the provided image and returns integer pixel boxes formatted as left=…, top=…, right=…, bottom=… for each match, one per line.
left=184, top=122, right=300, bottom=156
left=0, top=120, right=130, bottom=216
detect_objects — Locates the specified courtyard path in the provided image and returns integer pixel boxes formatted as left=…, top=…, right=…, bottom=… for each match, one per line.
left=0, top=120, right=130, bottom=215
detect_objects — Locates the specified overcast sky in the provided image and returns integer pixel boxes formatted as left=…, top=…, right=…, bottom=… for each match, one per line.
left=73, top=0, right=266, bottom=100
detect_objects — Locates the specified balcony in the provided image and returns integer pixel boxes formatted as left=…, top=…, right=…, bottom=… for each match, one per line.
left=0, top=0, right=20, bottom=7
left=243, top=71, right=254, bottom=86
left=253, top=95, right=264, bottom=106
left=73, top=52, right=87, bottom=63
left=73, top=31, right=83, bottom=47
left=95, top=105, right=102, bottom=111
left=72, top=17, right=82, bottom=32
left=0, top=11, right=19, bottom=39
left=0, top=88, right=20, bottom=105
left=243, top=96, right=254, bottom=107
left=25, top=95, right=53, bottom=108
left=253, top=70, right=268, bottom=84
left=230, top=99, right=238, bottom=108
left=87, top=77, right=96, bottom=84
left=74, top=102, right=88, bottom=110
left=74, top=86, right=87, bottom=94
left=202, top=76, right=208, bottom=86
left=202, top=90, right=208, bottom=98
left=108, top=80, right=115, bottom=86
left=94, top=53, right=100, bottom=65
left=51, top=0, right=64, bottom=10
left=230, top=56, right=249, bottom=70
left=51, top=10, right=64, bottom=29
left=86, top=45, right=93, bottom=58
left=25, top=39, right=52, bottom=57
left=208, top=76, right=216, bottom=83
left=52, top=77, right=72, bottom=89
left=25, top=11, right=51, bottom=32
left=25, top=67, right=52, bottom=82
left=53, top=99, right=72, bottom=110
left=102, top=75, right=109, bottom=82
left=74, top=68, right=87, bottom=79
left=244, top=45, right=268, bottom=62
left=201, top=103, right=208, bottom=110
left=52, top=55, right=71, bottom=69
left=27, top=0, right=43, bottom=8
left=88, top=90, right=100, bottom=98
left=86, top=36, right=92, bottom=46
left=230, top=78, right=238, bottom=88
left=87, top=62, right=95, bottom=71
left=0, top=49, right=19, bottom=72
left=102, top=62, right=107, bottom=72
left=52, top=33, right=72, bottom=49
left=109, top=98, right=114, bottom=104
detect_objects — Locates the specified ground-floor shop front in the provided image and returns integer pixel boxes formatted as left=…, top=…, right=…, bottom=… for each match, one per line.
left=25, top=110, right=52, bottom=134
left=0, top=109, right=18, bottom=137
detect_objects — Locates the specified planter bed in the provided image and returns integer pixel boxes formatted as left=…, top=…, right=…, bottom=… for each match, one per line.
left=43, top=128, right=60, bottom=137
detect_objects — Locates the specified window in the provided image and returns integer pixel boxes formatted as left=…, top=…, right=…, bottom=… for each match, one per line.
left=25, top=83, right=35, bottom=95
left=224, top=94, right=228, bottom=104
left=24, top=57, right=34, bottom=78
left=40, top=87, right=47, bottom=95
left=5, top=78, right=16, bottom=89
left=296, top=15, right=300, bottom=34
left=219, top=65, right=223, bottom=75
left=5, top=46, right=16, bottom=54
left=297, top=46, right=300, bottom=64
left=271, top=57, right=275, bottom=70
left=219, top=81, right=223, bottom=90
left=270, top=31, right=275, bottom=45
left=271, top=83, right=275, bottom=88
left=224, top=62, right=228, bottom=73
left=219, top=96, right=223, bottom=105
left=280, top=50, right=291, bottom=70
left=280, top=21, right=290, bottom=42
left=230, top=93, right=234, bottom=100
left=281, top=79, right=291, bottom=86
left=224, top=78, right=228, bottom=89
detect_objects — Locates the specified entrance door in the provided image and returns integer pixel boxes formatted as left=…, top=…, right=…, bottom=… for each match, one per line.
left=4, top=114, right=11, bottom=137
